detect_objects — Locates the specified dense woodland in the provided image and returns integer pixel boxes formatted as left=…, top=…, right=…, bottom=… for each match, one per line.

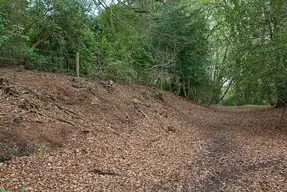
left=0, top=0, right=286, bottom=107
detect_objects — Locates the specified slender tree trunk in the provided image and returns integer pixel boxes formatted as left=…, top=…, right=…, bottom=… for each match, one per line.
left=267, top=94, right=276, bottom=106
left=276, top=99, right=287, bottom=108
left=9, top=0, right=25, bottom=46
left=187, top=78, right=191, bottom=100
left=275, top=79, right=287, bottom=108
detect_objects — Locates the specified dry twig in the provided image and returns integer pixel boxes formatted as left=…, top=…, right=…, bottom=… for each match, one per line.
left=138, top=109, right=151, bottom=122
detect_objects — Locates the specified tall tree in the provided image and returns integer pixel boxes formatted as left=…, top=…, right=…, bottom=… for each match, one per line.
left=150, top=1, right=211, bottom=102
left=212, top=0, right=287, bottom=106
left=96, top=3, right=151, bottom=82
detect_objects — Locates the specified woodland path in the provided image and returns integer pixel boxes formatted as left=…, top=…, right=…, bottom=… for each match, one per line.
left=0, top=69, right=286, bottom=191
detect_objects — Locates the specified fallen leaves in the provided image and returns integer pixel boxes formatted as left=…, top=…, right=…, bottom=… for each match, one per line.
left=0, top=68, right=286, bottom=191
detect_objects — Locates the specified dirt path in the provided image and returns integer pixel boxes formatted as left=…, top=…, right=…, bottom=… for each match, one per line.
left=0, top=69, right=286, bottom=191
left=182, top=132, right=286, bottom=191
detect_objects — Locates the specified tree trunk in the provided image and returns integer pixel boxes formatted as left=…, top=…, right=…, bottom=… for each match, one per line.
left=267, top=94, right=276, bottom=106
left=275, top=79, right=287, bottom=108
left=182, top=78, right=187, bottom=98
left=9, top=0, right=25, bottom=46
left=275, top=99, right=286, bottom=108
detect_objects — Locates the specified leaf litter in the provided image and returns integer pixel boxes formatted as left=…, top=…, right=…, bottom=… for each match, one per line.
left=0, top=68, right=286, bottom=191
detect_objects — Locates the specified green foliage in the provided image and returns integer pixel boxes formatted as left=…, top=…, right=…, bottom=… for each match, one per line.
left=0, top=0, right=26, bottom=49
left=23, top=0, right=97, bottom=73
left=1, top=187, right=27, bottom=192
left=95, top=4, right=151, bottom=82
left=0, top=0, right=285, bottom=106
left=207, top=0, right=287, bottom=106
left=23, top=49, right=75, bottom=74
left=150, top=2, right=211, bottom=102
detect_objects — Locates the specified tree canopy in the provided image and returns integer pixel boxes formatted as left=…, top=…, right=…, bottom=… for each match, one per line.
left=0, top=0, right=286, bottom=106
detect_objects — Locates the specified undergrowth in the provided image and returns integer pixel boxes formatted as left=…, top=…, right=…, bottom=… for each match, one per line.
left=1, top=187, right=27, bottom=192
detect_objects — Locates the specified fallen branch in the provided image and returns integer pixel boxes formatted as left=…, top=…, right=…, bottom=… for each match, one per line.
left=90, top=169, right=118, bottom=176
left=55, top=104, right=83, bottom=117
left=0, top=86, right=18, bottom=96
left=138, top=109, right=151, bottom=122
left=55, top=117, right=78, bottom=127
left=37, top=112, right=78, bottom=128
left=0, top=86, right=13, bottom=89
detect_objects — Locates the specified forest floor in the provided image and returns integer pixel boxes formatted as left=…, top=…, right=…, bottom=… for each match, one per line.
left=0, top=68, right=286, bottom=192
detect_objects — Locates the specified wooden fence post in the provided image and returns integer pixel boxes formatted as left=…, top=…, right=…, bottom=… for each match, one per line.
left=76, top=52, right=80, bottom=77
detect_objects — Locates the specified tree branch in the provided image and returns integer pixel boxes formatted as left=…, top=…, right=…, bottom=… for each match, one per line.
left=30, top=35, right=49, bottom=50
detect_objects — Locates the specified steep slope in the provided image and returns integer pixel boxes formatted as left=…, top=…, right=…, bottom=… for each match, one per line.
left=0, top=68, right=286, bottom=191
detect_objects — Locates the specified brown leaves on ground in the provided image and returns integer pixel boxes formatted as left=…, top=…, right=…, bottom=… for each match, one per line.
left=0, top=68, right=286, bottom=191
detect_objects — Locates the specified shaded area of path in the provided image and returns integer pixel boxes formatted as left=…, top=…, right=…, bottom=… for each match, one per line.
left=150, top=105, right=287, bottom=192
left=182, top=133, right=286, bottom=192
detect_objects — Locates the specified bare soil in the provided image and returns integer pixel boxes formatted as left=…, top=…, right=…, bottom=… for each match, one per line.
left=0, top=68, right=286, bottom=191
